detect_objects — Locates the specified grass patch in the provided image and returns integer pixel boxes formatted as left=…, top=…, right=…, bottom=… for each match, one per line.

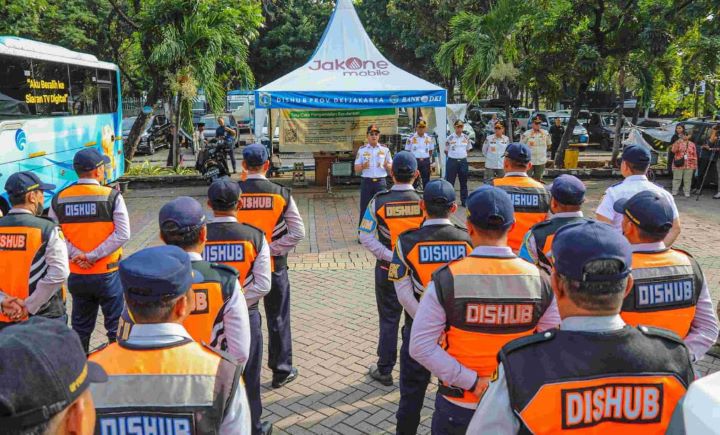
left=125, top=161, right=197, bottom=177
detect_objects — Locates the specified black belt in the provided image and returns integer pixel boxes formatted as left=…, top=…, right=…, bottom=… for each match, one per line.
left=437, top=383, right=466, bottom=398
left=447, top=157, right=467, bottom=160
left=363, top=177, right=384, bottom=182
left=416, top=158, right=429, bottom=161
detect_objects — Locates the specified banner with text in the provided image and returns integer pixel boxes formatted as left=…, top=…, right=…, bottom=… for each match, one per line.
left=279, top=108, right=397, bottom=152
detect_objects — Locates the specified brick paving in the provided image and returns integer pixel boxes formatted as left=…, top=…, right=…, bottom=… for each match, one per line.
left=83, top=176, right=720, bottom=434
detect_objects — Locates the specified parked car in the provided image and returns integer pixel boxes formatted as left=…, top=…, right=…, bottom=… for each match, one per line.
left=121, top=115, right=170, bottom=155
left=513, top=107, right=533, bottom=132
left=200, top=114, right=240, bottom=147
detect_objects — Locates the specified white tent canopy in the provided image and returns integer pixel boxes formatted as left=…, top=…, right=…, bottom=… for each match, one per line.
left=254, top=0, right=447, bottom=165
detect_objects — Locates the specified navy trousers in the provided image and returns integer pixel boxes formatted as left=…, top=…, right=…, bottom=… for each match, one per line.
left=375, top=261, right=403, bottom=376
left=245, top=307, right=264, bottom=434
left=68, top=271, right=123, bottom=352
left=396, top=316, right=432, bottom=435
left=417, top=158, right=431, bottom=188
left=266, top=267, right=293, bottom=377
left=359, top=177, right=387, bottom=225
left=444, top=158, right=469, bottom=206
left=431, top=395, right=475, bottom=435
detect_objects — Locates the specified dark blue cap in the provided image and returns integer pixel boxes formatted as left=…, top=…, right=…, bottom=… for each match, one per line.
left=159, top=196, right=206, bottom=231
left=120, top=245, right=204, bottom=302
left=208, top=178, right=241, bottom=208
left=4, top=171, right=55, bottom=196
left=504, top=142, right=531, bottom=164
left=465, top=185, right=515, bottom=230
left=73, top=148, right=111, bottom=172
left=613, top=190, right=674, bottom=235
left=392, top=151, right=418, bottom=175
left=0, top=318, right=107, bottom=431
left=622, top=144, right=651, bottom=166
left=243, top=144, right=268, bottom=166
left=552, top=220, right=632, bottom=282
left=550, top=174, right=586, bottom=205
left=423, top=179, right=456, bottom=205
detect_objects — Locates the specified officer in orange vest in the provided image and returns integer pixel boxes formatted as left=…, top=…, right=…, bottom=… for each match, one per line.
left=519, top=174, right=588, bottom=274
left=50, top=148, right=131, bottom=352
left=469, top=220, right=696, bottom=434
left=490, top=142, right=550, bottom=252
left=360, top=151, right=425, bottom=386
left=410, top=185, right=558, bottom=433
left=90, top=245, right=251, bottom=433
left=238, top=144, right=305, bottom=389
left=614, top=190, right=719, bottom=362
left=388, top=179, right=472, bottom=434
left=206, top=179, right=272, bottom=435
left=0, top=172, right=69, bottom=328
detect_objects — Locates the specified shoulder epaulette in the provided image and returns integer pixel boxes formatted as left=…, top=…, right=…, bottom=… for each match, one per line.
left=670, top=247, right=694, bottom=259
left=528, top=219, right=553, bottom=232
left=374, top=189, right=393, bottom=197
left=239, top=222, right=265, bottom=235
left=209, top=262, right=240, bottom=278
left=637, top=325, right=685, bottom=345
left=453, top=223, right=468, bottom=232
left=501, top=329, right=556, bottom=357
left=609, top=180, right=623, bottom=188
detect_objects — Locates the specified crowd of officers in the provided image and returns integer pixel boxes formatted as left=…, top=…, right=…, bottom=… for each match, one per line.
left=356, top=121, right=719, bottom=434
left=0, top=121, right=719, bottom=435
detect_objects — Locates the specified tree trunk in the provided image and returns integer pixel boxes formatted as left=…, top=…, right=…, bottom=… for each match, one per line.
left=173, top=96, right=181, bottom=170
left=693, top=81, right=699, bottom=117
left=705, top=82, right=716, bottom=117
left=611, top=66, right=626, bottom=166
left=555, top=82, right=589, bottom=168
left=123, top=83, right=163, bottom=167
left=532, top=89, right=539, bottom=111
left=503, top=82, right=514, bottom=141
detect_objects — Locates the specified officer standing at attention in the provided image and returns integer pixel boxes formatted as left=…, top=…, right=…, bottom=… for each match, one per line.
left=405, top=120, right=436, bottom=188
left=482, top=121, right=510, bottom=183
left=0, top=172, right=68, bottom=327
left=468, top=220, right=696, bottom=434
left=206, top=179, right=272, bottom=435
left=238, top=144, right=305, bottom=389
left=445, top=120, right=473, bottom=206
left=520, top=116, right=551, bottom=180
left=410, top=185, right=558, bottom=433
left=0, top=317, right=107, bottom=435
left=519, top=174, right=588, bottom=274
left=614, top=191, right=719, bottom=362
left=50, top=148, right=131, bottom=352
left=596, top=144, right=681, bottom=245
left=490, top=142, right=550, bottom=253
left=216, top=116, right=237, bottom=173
left=388, top=179, right=472, bottom=434
left=355, top=124, right=392, bottom=225
left=90, top=245, right=251, bottom=433
left=359, top=151, right=424, bottom=386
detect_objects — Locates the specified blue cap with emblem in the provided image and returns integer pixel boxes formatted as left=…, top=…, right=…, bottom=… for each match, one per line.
left=243, top=143, right=269, bottom=166
left=550, top=174, right=586, bottom=205
left=552, top=220, right=632, bottom=282
left=465, top=185, right=515, bottom=230
left=392, top=150, right=418, bottom=176
left=159, top=196, right=206, bottom=231
left=208, top=178, right=242, bottom=208
left=504, top=142, right=531, bottom=164
left=423, top=179, right=456, bottom=206
left=613, top=190, right=674, bottom=235
left=120, top=245, right=204, bottom=302
left=4, top=171, right=55, bottom=196
left=73, top=148, right=111, bottom=172
left=621, top=144, right=651, bottom=166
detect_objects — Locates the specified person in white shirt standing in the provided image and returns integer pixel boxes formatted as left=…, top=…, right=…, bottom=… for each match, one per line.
left=482, top=121, right=510, bottom=184
left=445, top=119, right=474, bottom=207
left=520, top=116, right=551, bottom=180
left=405, top=120, right=436, bottom=188
left=355, top=124, right=392, bottom=226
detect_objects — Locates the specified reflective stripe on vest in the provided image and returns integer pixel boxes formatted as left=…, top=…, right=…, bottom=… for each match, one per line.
left=492, top=177, right=550, bottom=251
left=90, top=341, right=237, bottom=434
left=435, top=255, right=552, bottom=404
left=52, top=183, right=121, bottom=274
left=621, top=249, right=702, bottom=338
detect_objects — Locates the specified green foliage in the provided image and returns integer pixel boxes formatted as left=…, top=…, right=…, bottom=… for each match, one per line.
left=124, top=161, right=196, bottom=176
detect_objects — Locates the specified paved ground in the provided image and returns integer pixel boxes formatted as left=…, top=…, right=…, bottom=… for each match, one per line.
left=87, top=175, right=720, bottom=434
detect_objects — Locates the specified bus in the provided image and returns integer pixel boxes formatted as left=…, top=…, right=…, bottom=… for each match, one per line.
left=227, top=90, right=254, bottom=132
left=0, top=36, right=124, bottom=214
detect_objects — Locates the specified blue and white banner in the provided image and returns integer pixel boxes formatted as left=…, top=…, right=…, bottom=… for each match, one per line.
left=255, top=90, right=446, bottom=110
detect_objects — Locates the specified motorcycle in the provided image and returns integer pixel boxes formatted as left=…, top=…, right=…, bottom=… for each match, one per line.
left=196, top=138, right=230, bottom=183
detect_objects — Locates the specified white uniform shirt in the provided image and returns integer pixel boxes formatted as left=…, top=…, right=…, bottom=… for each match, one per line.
left=355, top=143, right=392, bottom=178
left=596, top=175, right=679, bottom=231
left=482, top=134, right=510, bottom=169
left=405, top=133, right=435, bottom=159
left=446, top=133, right=473, bottom=159
left=520, top=129, right=551, bottom=165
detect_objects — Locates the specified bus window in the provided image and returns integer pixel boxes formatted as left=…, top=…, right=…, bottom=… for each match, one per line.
left=69, top=65, right=98, bottom=115
left=0, top=54, right=33, bottom=119
left=97, top=69, right=113, bottom=114
left=30, top=59, right=71, bottom=117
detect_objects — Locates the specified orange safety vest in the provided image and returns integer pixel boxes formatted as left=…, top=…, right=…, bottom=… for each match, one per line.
left=51, top=183, right=122, bottom=274
left=433, top=254, right=553, bottom=405
left=524, top=216, right=588, bottom=274
left=499, top=325, right=694, bottom=434
left=90, top=338, right=242, bottom=434
left=621, top=248, right=703, bottom=338
left=205, top=220, right=264, bottom=290
left=0, top=212, right=65, bottom=322
left=492, top=176, right=550, bottom=251
left=363, top=189, right=424, bottom=252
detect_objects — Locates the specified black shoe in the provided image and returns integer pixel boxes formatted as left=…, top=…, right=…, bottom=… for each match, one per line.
left=261, top=421, right=273, bottom=435
left=368, top=364, right=393, bottom=386
left=272, top=367, right=298, bottom=388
